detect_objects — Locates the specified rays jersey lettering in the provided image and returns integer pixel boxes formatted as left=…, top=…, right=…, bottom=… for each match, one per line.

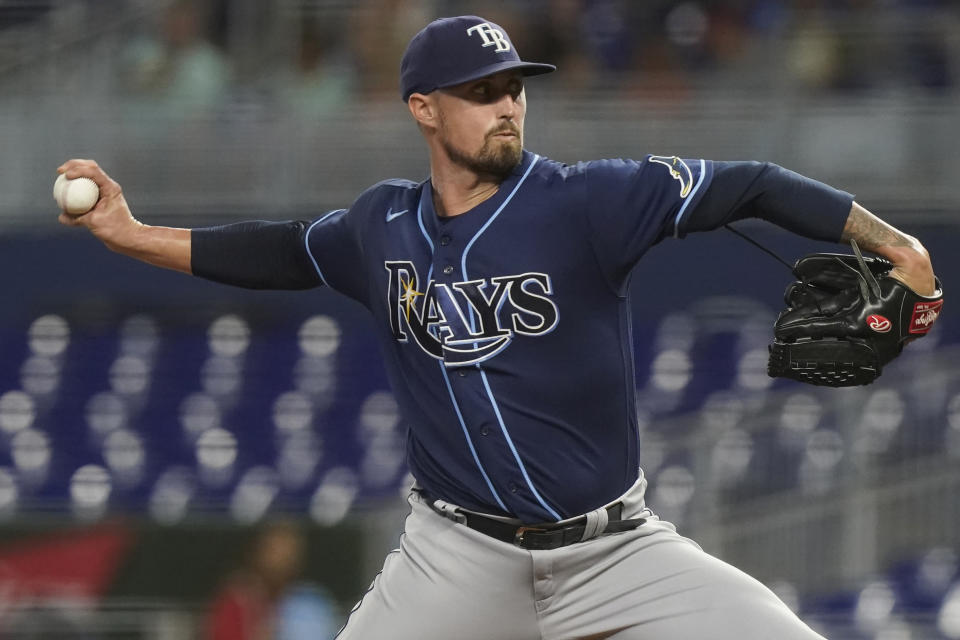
left=385, top=261, right=558, bottom=366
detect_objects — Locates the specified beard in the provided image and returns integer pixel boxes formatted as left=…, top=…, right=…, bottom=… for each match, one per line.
left=439, top=120, right=523, bottom=180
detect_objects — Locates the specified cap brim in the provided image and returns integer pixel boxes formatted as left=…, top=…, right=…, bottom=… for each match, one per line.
left=436, top=60, right=556, bottom=91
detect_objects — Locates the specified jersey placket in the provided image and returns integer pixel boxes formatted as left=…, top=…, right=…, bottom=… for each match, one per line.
left=431, top=226, right=517, bottom=502
left=422, top=158, right=562, bottom=522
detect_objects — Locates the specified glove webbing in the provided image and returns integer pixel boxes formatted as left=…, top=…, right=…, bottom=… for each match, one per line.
left=722, top=225, right=887, bottom=315
left=723, top=224, right=824, bottom=314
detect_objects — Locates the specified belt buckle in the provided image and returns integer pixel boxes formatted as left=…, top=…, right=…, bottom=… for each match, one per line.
left=513, top=525, right=546, bottom=547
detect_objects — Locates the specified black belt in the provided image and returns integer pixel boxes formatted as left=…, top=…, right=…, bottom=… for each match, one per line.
left=419, top=491, right=646, bottom=551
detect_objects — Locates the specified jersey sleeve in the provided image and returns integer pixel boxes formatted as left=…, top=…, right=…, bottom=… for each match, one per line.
left=583, top=155, right=714, bottom=290
left=303, top=206, right=370, bottom=305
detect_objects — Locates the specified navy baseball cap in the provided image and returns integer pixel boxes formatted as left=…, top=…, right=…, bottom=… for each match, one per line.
left=400, top=16, right=556, bottom=102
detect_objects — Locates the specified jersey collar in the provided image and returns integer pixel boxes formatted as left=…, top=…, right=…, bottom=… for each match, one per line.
left=420, top=150, right=535, bottom=235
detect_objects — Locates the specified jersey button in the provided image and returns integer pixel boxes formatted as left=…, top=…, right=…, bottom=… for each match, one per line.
left=479, top=425, right=489, bottom=436
left=509, top=483, right=519, bottom=493
left=440, top=235, right=451, bottom=246
left=457, top=369, right=467, bottom=377
left=442, top=265, right=454, bottom=275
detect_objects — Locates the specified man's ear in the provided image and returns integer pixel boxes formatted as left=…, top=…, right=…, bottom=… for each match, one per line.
left=408, top=93, right=437, bottom=129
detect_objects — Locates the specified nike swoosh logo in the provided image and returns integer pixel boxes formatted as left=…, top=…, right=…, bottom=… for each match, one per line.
left=386, top=208, right=408, bottom=222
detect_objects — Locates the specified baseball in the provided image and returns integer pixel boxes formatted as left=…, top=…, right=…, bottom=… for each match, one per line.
left=53, top=173, right=100, bottom=215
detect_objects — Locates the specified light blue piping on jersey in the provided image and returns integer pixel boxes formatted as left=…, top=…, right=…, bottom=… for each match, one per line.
left=416, top=192, right=507, bottom=511
left=672, top=159, right=707, bottom=238
left=416, top=195, right=434, bottom=252
left=460, top=154, right=540, bottom=333
left=439, top=365, right=507, bottom=512
left=457, top=154, right=563, bottom=522
left=304, top=209, right=347, bottom=286
left=479, top=368, right=561, bottom=520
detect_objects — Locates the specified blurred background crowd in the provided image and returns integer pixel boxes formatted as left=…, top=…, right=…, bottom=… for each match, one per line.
left=0, top=0, right=958, bottom=638
left=3, top=0, right=957, bottom=109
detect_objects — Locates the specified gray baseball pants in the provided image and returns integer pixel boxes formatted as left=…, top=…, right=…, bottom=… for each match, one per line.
left=336, top=477, right=826, bottom=640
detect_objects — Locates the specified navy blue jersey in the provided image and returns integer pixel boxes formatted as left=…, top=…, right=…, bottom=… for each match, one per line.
left=304, top=151, right=715, bottom=522
left=193, top=150, right=852, bottom=522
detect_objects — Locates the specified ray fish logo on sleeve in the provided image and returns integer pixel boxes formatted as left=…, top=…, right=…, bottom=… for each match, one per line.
left=385, top=261, right=558, bottom=366
left=649, top=155, right=694, bottom=198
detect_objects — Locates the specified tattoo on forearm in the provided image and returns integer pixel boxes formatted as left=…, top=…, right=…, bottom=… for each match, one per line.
left=841, top=206, right=913, bottom=251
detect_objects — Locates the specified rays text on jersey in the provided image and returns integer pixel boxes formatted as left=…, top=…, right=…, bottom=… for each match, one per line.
left=385, top=261, right=559, bottom=366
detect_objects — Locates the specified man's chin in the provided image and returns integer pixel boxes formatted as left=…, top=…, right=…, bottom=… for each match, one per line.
left=487, top=140, right=523, bottom=174
left=442, top=136, right=522, bottom=178
left=495, top=135, right=522, bottom=154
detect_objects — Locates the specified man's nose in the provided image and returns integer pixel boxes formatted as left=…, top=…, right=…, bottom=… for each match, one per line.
left=495, top=91, right=518, bottom=118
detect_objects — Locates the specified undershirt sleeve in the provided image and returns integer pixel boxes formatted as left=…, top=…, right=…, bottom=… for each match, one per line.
left=681, top=161, right=854, bottom=242
left=191, top=220, right=321, bottom=290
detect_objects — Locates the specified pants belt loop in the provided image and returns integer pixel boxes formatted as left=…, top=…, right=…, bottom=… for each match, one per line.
left=431, top=498, right=467, bottom=525
left=579, top=507, right=609, bottom=542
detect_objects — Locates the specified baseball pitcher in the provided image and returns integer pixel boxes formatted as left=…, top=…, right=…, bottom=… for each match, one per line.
left=57, top=15, right=942, bottom=640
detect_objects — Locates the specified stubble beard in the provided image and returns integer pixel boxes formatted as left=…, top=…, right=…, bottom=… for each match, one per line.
left=439, top=122, right=523, bottom=180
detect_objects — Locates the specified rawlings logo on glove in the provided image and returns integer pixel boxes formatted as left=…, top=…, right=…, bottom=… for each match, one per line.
left=910, top=301, right=943, bottom=334
left=867, top=315, right=891, bottom=333
left=767, top=241, right=944, bottom=387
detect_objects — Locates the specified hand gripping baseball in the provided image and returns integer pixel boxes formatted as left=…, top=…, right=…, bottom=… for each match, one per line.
left=56, top=159, right=142, bottom=250
left=55, top=159, right=192, bottom=274
left=768, top=242, right=944, bottom=386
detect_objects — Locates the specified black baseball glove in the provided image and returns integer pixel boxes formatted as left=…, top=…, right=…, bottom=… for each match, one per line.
left=768, top=242, right=944, bottom=387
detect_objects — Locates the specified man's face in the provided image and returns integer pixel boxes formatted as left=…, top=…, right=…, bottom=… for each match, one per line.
left=433, top=71, right=526, bottom=179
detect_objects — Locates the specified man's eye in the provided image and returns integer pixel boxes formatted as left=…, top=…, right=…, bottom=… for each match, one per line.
left=473, top=84, right=489, bottom=96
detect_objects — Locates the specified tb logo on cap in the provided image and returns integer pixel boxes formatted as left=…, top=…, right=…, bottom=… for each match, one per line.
left=466, top=23, right=511, bottom=53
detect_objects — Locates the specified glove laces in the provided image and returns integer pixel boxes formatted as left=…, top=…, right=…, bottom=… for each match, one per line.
left=723, top=224, right=883, bottom=314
